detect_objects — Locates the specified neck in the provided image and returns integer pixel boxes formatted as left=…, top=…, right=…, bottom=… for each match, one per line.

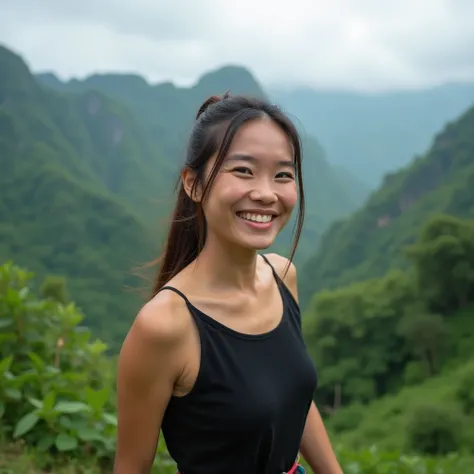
left=192, top=233, right=260, bottom=293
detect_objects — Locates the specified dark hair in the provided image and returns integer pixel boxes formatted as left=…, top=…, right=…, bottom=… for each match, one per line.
left=151, top=93, right=305, bottom=297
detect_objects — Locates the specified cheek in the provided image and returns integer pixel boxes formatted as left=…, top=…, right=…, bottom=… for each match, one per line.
left=203, top=176, right=248, bottom=215
left=280, top=184, right=298, bottom=210
left=215, top=175, right=249, bottom=203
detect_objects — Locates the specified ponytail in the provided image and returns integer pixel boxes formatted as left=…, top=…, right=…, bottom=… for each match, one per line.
left=150, top=183, right=205, bottom=297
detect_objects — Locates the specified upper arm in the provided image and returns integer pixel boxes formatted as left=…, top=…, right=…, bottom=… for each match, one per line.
left=114, top=295, right=189, bottom=474
left=264, top=253, right=298, bottom=303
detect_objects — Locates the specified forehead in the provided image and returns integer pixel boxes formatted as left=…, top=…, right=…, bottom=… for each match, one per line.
left=225, top=118, right=294, bottom=160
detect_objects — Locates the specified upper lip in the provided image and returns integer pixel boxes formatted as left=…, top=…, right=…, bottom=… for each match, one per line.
left=236, top=209, right=279, bottom=216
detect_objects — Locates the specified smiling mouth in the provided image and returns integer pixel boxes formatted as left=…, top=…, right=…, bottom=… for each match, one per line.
left=236, top=212, right=277, bottom=223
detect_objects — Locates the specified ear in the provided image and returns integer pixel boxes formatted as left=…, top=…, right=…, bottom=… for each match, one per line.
left=182, top=168, right=202, bottom=202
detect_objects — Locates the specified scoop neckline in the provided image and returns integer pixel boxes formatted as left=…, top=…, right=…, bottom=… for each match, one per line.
left=188, top=298, right=288, bottom=341
left=183, top=255, right=288, bottom=340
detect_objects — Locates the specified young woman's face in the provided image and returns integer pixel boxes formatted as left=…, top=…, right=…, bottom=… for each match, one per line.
left=201, top=117, right=298, bottom=251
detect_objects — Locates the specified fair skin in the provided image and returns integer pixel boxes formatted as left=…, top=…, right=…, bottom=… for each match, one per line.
left=114, top=118, right=342, bottom=474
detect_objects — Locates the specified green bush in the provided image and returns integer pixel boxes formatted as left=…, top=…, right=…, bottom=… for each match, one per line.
left=403, top=361, right=427, bottom=386
left=0, top=261, right=175, bottom=473
left=405, top=404, right=464, bottom=455
left=329, top=403, right=365, bottom=433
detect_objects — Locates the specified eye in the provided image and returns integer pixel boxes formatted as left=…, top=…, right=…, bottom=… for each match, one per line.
left=276, top=171, right=295, bottom=180
left=232, top=167, right=253, bottom=175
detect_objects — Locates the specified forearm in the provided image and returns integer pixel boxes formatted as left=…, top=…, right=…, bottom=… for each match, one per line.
left=299, top=402, right=343, bottom=474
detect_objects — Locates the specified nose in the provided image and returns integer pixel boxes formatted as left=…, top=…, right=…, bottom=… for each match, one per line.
left=249, top=180, right=278, bottom=204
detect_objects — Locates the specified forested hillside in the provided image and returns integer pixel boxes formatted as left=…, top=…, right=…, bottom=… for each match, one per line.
left=299, top=102, right=474, bottom=308
left=273, top=82, right=474, bottom=185
left=302, top=212, right=474, bottom=460
left=0, top=45, right=163, bottom=346
left=1, top=43, right=364, bottom=348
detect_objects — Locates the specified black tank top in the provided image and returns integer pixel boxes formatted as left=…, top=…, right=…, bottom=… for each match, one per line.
left=160, top=256, right=318, bottom=474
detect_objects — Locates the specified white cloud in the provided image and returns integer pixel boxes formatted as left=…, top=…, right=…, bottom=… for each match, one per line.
left=2, top=0, right=474, bottom=91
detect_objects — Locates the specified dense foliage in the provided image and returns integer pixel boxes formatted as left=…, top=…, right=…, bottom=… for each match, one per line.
left=301, top=214, right=474, bottom=465
left=1, top=260, right=473, bottom=473
left=0, top=261, right=175, bottom=473
left=303, top=214, right=474, bottom=406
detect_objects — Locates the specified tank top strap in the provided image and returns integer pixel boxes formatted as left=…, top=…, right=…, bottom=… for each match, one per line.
left=260, top=254, right=301, bottom=325
left=260, top=254, right=291, bottom=293
left=159, top=285, right=191, bottom=304
left=157, top=285, right=206, bottom=324
left=260, top=254, right=279, bottom=279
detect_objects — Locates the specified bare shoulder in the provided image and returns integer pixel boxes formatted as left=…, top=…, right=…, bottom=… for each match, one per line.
left=263, top=253, right=298, bottom=301
left=118, top=289, right=192, bottom=385
left=130, top=289, right=191, bottom=346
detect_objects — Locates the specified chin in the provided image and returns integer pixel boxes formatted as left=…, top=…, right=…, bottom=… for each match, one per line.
left=236, top=236, right=276, bottom=251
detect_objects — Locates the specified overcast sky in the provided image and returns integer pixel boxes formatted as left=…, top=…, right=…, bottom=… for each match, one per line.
left=2, top=0, right=474, bottom=92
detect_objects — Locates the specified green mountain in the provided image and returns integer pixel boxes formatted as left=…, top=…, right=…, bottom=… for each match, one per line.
left=272, top=83, right=474, bottom=186
left=299, top=102, right=474, bottom=308
left=1, top=43, right=365, bottom=348
left=0, top=45, right=168, bottom=346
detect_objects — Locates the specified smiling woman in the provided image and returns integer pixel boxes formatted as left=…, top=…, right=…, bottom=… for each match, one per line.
left=114, top=94, right=343, bottom=474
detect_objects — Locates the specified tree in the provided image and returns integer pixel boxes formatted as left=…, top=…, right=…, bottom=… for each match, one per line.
left=397, top=303, right=446, bottom=376
left=303, top=270, right=416, bottom=405
left=40, top=275, right=70, bottom=304
left=405, top=214, right=474, bottom=314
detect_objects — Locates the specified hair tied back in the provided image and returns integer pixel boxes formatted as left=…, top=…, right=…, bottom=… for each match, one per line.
left=195, top=91, right=231, bottom=120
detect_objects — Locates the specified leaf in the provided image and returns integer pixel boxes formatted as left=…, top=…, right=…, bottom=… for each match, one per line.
left=55, top=433, right=78, bottom=452
left=85, top=386, right=109, bottom=411
left=28, top=397, right=43, bottom=409
left=5, top=388, right=22, bottom=401
left=77, top=427, right=101, bottom=441
left=59, top=415, right=73, bottom=429
left=41, top=391, right=57, bottom=414
left=0, top=401, right=5, bottom=419
left=13, top=411, right=40, bottom=438
left=102, top=412, right=118, bottom=426
left=54, top=401, right=90, bottom=414
left=5, top=287, right=20, bottom=306
left=19, top=287, right=29, bottom=300
left=28, top=352, right=45, bottom=371
left=0, top=355, right=13, bottom=373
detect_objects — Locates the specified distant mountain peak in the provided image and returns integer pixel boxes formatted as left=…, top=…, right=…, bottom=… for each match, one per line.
left=0, top=44, right=40, bottom=101
left=194, top=64, right=266, bottom=99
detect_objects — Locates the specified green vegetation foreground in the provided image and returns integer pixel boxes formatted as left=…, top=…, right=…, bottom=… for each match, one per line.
left=1, top=260, right=473, bottom=473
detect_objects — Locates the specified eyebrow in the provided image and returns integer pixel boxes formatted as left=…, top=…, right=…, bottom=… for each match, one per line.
left=226, top=153, right=295, bottom=168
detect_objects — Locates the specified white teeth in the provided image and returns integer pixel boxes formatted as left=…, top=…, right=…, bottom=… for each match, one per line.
left=238, top=212, right=273, bottom=223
